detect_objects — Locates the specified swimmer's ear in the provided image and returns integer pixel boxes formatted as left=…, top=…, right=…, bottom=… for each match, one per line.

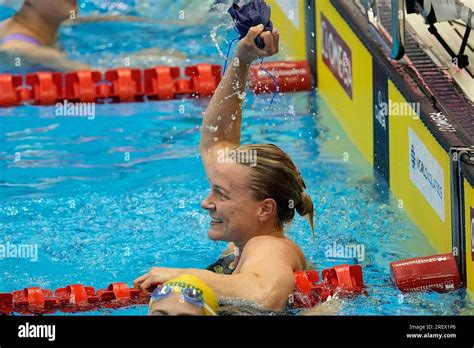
left=259, top=198, right=277, bottom=221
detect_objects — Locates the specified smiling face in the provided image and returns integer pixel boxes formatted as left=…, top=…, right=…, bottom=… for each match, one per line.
left=200, top=163, right=264, bottom=246
left=26, top=0, right=78, bottom=21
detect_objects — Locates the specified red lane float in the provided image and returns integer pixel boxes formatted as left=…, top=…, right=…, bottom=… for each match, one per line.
left=0, top=282, right=149, bottom=315
left=105, top=68, right=144, bottom=103
left=390, top=253, right=461, bottom=292
left=291, top=264, right=366, bottom=308
left=0, top=264, right=365, bottom=315
left=0, top=293, right=13, bottom=314
left=0, top=74, right=22, bottom=106
left=144, top=64, right=221, bottom=99
left=26, top=72, right=64, bottom=105
left=0, top=64, right=222, bottom=107
left=249, top=60, right=312, bottom=94
left=185, top=64, right=222, bottom=97
left=12, top=287, right=57, bottom=315
left=65, top=70, right=102, bottom=103
left=144, top=66, right=181, bottom=100
left=0, top=61, right=312, bottom=107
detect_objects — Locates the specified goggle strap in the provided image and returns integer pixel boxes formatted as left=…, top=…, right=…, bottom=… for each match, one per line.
left=203, top=303, right=217, bottom=316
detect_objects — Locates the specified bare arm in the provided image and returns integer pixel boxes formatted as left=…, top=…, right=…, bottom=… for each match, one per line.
left=199, top=56, right=248, bottom=152
left=1, top=42, right=90, bottom=72
left=134, top=237, right=295, bottom=311
left=64, top=15, right=152, bottom=25
left=199, top=24, right=280, bottom=172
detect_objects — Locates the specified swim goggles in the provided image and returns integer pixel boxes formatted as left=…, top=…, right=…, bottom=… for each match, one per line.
left=151, top=283, right=217, bottom=316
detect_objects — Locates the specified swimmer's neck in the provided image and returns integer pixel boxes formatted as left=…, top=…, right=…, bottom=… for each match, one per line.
left=14, top=4, right=62, bottom=47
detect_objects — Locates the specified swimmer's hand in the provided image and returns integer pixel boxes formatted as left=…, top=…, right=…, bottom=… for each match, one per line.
left=236, top=24, right=280, bottom=65
left=133, top=267, right=184, bottom=293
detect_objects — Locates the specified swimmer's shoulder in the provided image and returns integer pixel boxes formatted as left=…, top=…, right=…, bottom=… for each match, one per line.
left=0, top=20, right=43, bottom=50
left=243, top=235, right=306, bottom=270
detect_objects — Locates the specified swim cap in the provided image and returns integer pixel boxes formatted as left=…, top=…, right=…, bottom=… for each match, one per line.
left=150, top=274, right=219, bottom=316
left=228, top=0, right=273, bottom=49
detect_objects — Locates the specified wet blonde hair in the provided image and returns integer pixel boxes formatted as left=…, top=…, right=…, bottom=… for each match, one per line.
left=235, top=143, right=314, bottom=236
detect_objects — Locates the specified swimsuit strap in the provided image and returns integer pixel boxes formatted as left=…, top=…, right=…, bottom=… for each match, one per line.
left=206, top=253, right=237, bottom=275
left=1, top=33, right=42, bottom=46
left=0, top=19, right=42, bottom=47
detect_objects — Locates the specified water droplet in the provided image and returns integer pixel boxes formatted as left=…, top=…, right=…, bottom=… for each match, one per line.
left=207, top=125, right=218, bottom=133
left=5, top=206, right=18, bottom=216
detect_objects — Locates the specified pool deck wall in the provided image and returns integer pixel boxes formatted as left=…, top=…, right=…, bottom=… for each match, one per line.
left=267, top=0, right=308, bottom=61
left=268, top=0, right=474, bottom=294
left=463, top=171, right=474, bottom=293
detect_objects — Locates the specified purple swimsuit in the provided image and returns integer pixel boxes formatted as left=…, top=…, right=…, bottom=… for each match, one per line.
left=0, top=21, right=42, bottom=47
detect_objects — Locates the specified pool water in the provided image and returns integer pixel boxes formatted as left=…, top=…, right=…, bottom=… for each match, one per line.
left=0, top=0, right=473, bottom=315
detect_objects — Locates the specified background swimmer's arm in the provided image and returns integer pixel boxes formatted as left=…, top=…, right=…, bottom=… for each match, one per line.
left=64, top=15, right=152, bottom=25
left=1, top=43, right=90, bottom=72
left=199, top=25, right=279, bottom=172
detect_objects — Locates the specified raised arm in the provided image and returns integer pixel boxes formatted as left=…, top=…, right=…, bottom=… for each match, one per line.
left=199, top=24, right=280, bottom=170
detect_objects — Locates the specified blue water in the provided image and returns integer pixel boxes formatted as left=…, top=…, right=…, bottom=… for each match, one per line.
left=0, top=0, right=473, bottom=315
